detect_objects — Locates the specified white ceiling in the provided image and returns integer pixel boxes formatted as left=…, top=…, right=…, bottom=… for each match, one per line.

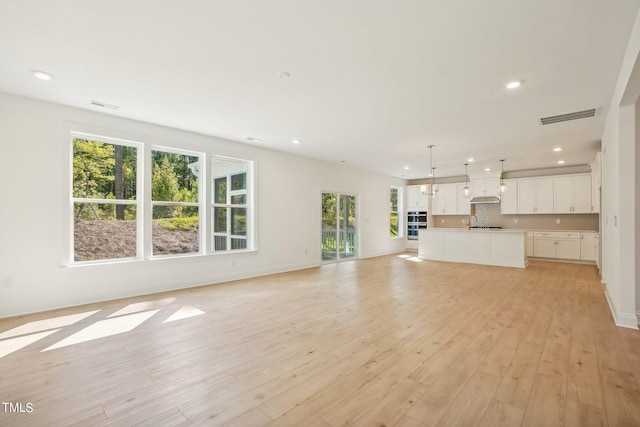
left=1, top=0, right=639, bottom=179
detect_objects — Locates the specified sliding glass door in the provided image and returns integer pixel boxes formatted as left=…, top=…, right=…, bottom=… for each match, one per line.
left=322, top=192, right=357, bottom=261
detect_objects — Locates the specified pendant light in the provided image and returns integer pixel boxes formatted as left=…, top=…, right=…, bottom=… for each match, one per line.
left=426, top=145, right=438, bottom=198
left=463, top=163, right=471, bottom=197
left=499, top=159, right=507, bottom=194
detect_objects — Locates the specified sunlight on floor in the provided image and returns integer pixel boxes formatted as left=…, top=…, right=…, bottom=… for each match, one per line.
left=163, top=305, right=205, bottom=323
left=397, top=254, right=423, bottom=263
left=0, top=330, right=60, bottom=358
left=0, top=298, right=205, bottom=358
left=0, top=310, right=99, bottom=339
left=43, top=310, right=160, bottom=351
left=108, top=297, right=176, bottom=317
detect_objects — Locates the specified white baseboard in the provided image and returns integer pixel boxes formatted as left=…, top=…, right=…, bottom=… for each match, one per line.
left=604, top=288, right=639, bottom=330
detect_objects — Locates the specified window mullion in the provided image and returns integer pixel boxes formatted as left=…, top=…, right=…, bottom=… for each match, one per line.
left=227, top=175, right=232, bottom=250
left=143, top=144, right=152, bottom=258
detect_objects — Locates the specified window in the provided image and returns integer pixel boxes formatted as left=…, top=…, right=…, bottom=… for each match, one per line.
left=390, top=186, right=402, bottom=238
left=72, top=137, right=140, bottom=262
left=71, top=132, right=254, bottom=264
left=211, top=157, right=253, bottom=252
left=151, top=148, right=202, bottom=256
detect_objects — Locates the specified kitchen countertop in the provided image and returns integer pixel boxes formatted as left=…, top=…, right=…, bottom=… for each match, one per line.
left=431, top=228, right=598, bottom=233
left=427, top=228, right=526, bottom=233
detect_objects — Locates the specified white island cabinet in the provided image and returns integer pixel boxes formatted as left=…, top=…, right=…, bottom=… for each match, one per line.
left=418, top=229, right=527, bottom=268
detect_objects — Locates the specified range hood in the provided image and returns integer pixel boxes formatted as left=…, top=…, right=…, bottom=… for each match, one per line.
left=469, top=196, right=501, bottom=204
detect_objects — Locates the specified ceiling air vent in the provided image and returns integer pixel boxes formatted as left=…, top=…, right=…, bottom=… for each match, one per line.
left=90, top=100, right=121, bottom=110
left=538, top=107, right=598, bottom=125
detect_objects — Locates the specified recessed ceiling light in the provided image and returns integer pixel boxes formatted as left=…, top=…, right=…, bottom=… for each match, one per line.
left=277, top=71, right=291, bottom=79
left=31, top=70, right=53, bottom=81
left=404, top=166, right=410, bottom=170
left=467, top=158, right=475, bottom=162
left=505, top=80, right=523, bottom=89
left=246, top=137, right=262, bottom=142
left=292, top=139, right=301, bottom=144
left=485, top=168, right=491, bottom=172
left=553, top=147, right=562, bottom=152
left=558, top=160, right=565, bottom=164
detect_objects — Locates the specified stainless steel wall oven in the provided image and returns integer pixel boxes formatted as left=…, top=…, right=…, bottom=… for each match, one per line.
left=407, top=211, right=427, bottom=240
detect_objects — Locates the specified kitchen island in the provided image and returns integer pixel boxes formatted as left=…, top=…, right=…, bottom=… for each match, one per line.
left=418, top=228, right=527, bottom=268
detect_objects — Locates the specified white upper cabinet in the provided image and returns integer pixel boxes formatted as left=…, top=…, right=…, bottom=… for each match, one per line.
left=517, top=177, right=554, bottom=214
left=406, top=185, right=428, bottom=211
left=431, top=184, right=457, bottom=215
left=553, top=174, right=592, bottom=214
left=470, top=176, right=500, bottom=197
left=499, top=179, right=518, bottom=214
left=456, top=184, right=471, bottom=215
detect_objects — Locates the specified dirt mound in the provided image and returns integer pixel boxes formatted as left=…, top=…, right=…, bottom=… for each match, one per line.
left=74, top=220, right=199, bottom=261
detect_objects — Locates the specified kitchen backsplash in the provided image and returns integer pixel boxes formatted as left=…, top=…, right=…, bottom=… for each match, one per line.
left=432, top=211, right=599, bottom=231
left=473, top=203, right=502, bottom=227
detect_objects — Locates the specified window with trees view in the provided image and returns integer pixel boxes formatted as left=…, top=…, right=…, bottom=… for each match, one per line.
left=151, top=149, right=201, bottom=256
left=73, top=137, right=140, bottom=262
left=212, top=157, right=251, bottom=252
left=390, top=186, right=401, bottom=238
left=71, top=133, right=253, bottom=263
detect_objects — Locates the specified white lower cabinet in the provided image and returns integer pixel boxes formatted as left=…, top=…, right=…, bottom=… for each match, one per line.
left=533, top=232, right=557, bottom=258
left=526, top=231, right=534, bottom=256
left=531, top=231, right=597, bottom=261
left=533, top=231, right=581, bottom=260
left=556, top=232, right=582, bottom=260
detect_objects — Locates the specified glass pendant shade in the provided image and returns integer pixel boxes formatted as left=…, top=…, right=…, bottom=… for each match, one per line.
left=498, top=159, right=507, bottom=194
left=426, top=145, right=438, bottom=198
left=463, top=163, right=471, bottom=198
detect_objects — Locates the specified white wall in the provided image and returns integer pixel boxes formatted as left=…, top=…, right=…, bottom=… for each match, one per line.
left=636, top=100, right=640, bottom=318
left=600, top=7, right=640, bottom=329
left=0, top=92, right=407, bottom=318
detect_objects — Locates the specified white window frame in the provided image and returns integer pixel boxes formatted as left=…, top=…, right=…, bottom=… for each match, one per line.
left=390, top=186, right=403, bottom=239
left=70, top=132, right=144, bottom=264
left=149, top=145, right=205, bottom=258
left=211, top=156, right=254, bottom=253
left=69, top=131, right=256, bottom=265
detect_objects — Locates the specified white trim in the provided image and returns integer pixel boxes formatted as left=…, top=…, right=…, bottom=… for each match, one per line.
left=320, top=190, right=360, bottom=263
left=70, top=133, right=144, bottom=264
left=604, top=288, right=639, bottom=329
left=7, top=259, right=321, bottom=320
left=210, top=156, right=253, bottom=252
left=151, top=201, right=200, bottom=207
left=390, top=185, right=403, bottom=239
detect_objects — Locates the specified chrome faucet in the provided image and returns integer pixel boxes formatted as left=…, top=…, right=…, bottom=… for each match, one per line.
left=466, top=214, right=477, bottom=230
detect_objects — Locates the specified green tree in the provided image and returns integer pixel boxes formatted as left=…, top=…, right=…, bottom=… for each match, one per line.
left=152, top=155, right=180, bottom=218
left=73, top=139, right=115, bottom=199
left=390, top=188, right=398, bottom=236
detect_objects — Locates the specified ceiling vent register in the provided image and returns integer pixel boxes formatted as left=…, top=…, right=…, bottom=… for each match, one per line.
left=538, top=107, right=598, bottom=125
left=90, top=100, right=121, bottom=110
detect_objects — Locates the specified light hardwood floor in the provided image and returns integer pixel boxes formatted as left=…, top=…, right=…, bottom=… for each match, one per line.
left=1, top=255, right=640, bottom=426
